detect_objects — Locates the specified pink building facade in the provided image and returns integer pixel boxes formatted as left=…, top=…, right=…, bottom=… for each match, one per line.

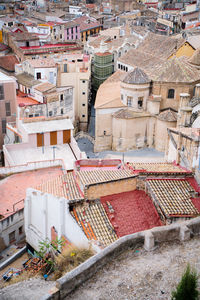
left=64, top=22, right=80, bottom=41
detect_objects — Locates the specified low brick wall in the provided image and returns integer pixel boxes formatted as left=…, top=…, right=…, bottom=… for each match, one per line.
left=42, top=217, right=200, bottom=300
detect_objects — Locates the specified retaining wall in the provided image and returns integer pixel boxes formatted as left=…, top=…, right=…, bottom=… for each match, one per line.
left=42, top=216, right=200, bottom=300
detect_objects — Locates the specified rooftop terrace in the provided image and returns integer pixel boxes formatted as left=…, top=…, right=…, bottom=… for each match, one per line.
left=0, top=167, right=63, bottom=219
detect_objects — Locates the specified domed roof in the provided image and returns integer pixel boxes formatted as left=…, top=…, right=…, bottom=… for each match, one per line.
left=189, top=48, right=200, bottom=66
left=122, top=67, right=150, bottom=84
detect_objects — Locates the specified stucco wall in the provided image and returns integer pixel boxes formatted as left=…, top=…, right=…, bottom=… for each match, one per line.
left=155, top=118, right=177, bottom=152
left=25, top=189, right=89, bottom=251
left=86, top=177, right=137, bottom=200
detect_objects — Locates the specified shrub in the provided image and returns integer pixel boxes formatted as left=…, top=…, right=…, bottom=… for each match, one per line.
left=171, top=264, right=199, bottom=300
left=53, top=247, right=94, bottom=280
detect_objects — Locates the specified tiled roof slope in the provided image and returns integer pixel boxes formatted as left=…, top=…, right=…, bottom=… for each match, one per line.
left=71, top=202, right=117, bottom=246
left=37, top=173, right=83, bottom=202
left=151, top=57, right=200, bottom=83
left=77, top=169, right=134, bottom=186
left=136, top=32, right=185, bottom=60
left=189, top=48, right=200, bottom=66
left=122, top=67, right=150, bottom=84
left=101, top=190, right=162, bottom=237
left=113, top=108, right=150, bottom=119
left=157, top=109, right=177, bottom=122
left=127, top=162, right=189, bottom=174
left=0, top=55, right=19, bottom=72
left=147, top=179, right=199, bottom=217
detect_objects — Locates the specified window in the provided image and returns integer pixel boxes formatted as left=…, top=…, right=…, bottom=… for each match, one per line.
left=127, top=97, right=132, bottom=107
left=5, top=102, right=11, bottom=116
left=36, top=72, right=41, bottom=79
left=64, top=64, right=67, bottom=73
left=138, top=97, right=143, bottom=109
left=121, top=94, right=123, bottom=101
left=9, top=231, right=15, bottom=243
left=168, top=89, right=175, bottom=99
left=76, top=26, right=78, bottom=33
left=35, top=113, right=39, bottom=117
left=82, top=80, right=85, bottom=83
left=29, top=114, right=33, bottom=118
left=19, top=226, right=23, bottom=235
left=11, top=215, right=13, bottom=222
left=49, top=111, right=52, bottom=116
left=2, top=118, right=6, bottom=134
left=61, top=108, right=63, bottom=114
left=82, top=103, right=85, bottom=106
left=0, top=84, right=4, bottom=100
left=126, top=67, right=128, bottom=72
left=60, top=34, right=62, bottom=39
left=82, top=92, right=85, bottom=95
left=82, top=114, right=85, bottom=117
left=118, top=64, right=120, bottom=69
left=60, top=94, right=63, bottom=101
left=118, top=52, right=121, bottom=57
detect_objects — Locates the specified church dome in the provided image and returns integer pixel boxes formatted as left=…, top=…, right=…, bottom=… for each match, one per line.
left=122, top=67, right=150, bottom=84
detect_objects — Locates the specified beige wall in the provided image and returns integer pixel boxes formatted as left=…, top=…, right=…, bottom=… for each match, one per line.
left=112, top=116, right=155, bottom=151
left=155, top=118, right=177, bottom=152
left=86, top=177, right=137, bottom=200
left=152, top=82, right=197, bottom=111
left=94, top=107, right=122, bottom=152
left=0, top=80, right=16, bottom=149
left=59, top=65, right=90, bottom=131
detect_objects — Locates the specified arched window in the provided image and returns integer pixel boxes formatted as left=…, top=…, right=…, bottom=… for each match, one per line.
left=168, top=89, right=175, bottom=99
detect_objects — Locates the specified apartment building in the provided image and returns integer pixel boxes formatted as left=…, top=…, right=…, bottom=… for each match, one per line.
left=0, top=72, right=16, bottom=151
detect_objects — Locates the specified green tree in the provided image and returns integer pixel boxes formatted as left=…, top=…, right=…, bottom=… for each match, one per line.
left=171, top=264, right=199, bottom=300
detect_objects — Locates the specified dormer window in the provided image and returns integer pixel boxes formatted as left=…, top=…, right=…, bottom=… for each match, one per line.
left=168, top=89, right=175, bottom=99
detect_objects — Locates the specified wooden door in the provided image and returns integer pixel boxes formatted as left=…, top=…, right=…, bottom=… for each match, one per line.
left=37, top=133, right=43, bottom=147
left=50, top=131, right=57, bottom=145
left=63, top=130, right=71, bottom=144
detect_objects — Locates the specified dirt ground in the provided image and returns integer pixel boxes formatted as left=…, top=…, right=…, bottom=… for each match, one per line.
left=66, top=236, right=200, bottom=300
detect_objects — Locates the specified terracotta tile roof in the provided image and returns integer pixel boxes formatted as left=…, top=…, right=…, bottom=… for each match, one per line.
left=127, top=162, right=189, bottom=174
left=12, top=32, right=39, bottom=41
left=189, top=48, right=200, bottom=66
left=71, top=202, right=117, bottom=246
left=147, top=179, right=199, bottom=217
left=77, top=169, right=134, bottom=186
left=15, top=73, right=41, bottom=88
left=152, top=57, right=200, bottom=83
left=0, top=55, right=19, bottom=72
left=101, top=190, right=162, bottom=237
left=74, top=16, right=101, bottom=32
left=136, top=32, right=185, bottom=60
left=27, top=58, right=56, bottom=68
left=37, top=173, right=83, bottom=202
left=157, top=109, right=177, bottom=122
left=0, top=167, right=63, bottom=220
left=17, top=91, right=39, bottom=106
left=122, top=67, right=150, bottom=84
left=118, top=48, right=162, bottom=75
left=113, top=108, right=150, bottom=119
left=34, top=82, right=55, bottom=93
